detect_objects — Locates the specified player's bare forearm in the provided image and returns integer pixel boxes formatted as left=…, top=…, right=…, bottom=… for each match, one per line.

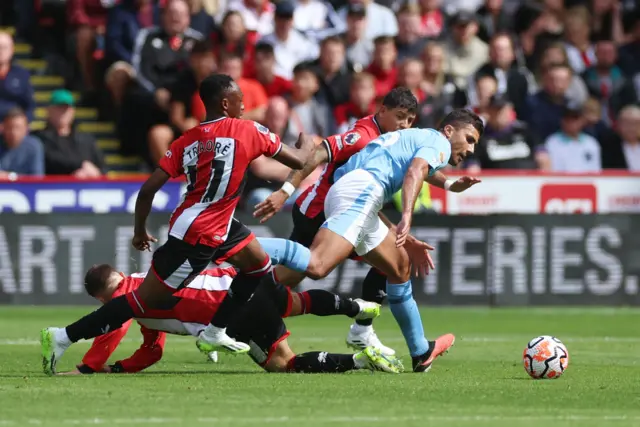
left=273, top=141, right=314, bottom=170
left=402, top=159, right=430, bottom=217
left=426, top=170, right=447, bottom=189
left=134, top=168, right=169, bottom=233
left=286, top=143, right=329, bottom=188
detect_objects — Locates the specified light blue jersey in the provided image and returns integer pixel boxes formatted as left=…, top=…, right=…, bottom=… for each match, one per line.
left=334, top=128, right=452, bottom=201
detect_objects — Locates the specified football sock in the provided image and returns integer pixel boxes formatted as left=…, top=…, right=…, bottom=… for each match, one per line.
left=257, top=237, right=311, bottom=272
left=209, top=255, right=271, bottom=328
left=65, top=295, right=134, bottom=342
left=386, top=280, right=429, bottom=357
left=259, top=272, right=291, bottom=316
left=356, top=267, right=387, bottom=327
left=297, top=290, right=360, bottom=317
left=287, top=352, right=356, bottom=373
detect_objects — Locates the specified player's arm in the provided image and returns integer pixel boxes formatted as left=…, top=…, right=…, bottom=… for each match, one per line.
left=271, top=133, right=315, bottom=170
left=425, top=170, right=481, bottom=193
left=108, top=326, right=167, bottom=374
left=253, top=142, right=330, bottom=223
left=57, top=320, right=133, bottom=375
left=132, top=168, right=168, bottom=251
left=396, top=158, right=431, bottom=247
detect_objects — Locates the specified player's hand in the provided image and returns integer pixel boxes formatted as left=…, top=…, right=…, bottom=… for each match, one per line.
left=395, top=213, right=412, bottom=247
left=449, top=176, right=482, bottom=193
left=132, top=230, right=157, bottom=251
left=295, top=132, right=316, bottom=153
left=253, top=189, right=289, bottom=223
left=405, top=235, right=435, bottom=278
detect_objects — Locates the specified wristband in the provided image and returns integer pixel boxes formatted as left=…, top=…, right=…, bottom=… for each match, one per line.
left=444, top=179, right=456, bottom=191
left=280, top=182, right=295, bottom=197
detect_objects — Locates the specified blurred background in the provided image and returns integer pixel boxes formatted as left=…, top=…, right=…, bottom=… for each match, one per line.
left=0, top=0, right=638, bottom=306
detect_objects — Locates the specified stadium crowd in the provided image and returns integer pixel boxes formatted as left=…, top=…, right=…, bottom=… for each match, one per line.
left=0, top=0, right=639, bottom=199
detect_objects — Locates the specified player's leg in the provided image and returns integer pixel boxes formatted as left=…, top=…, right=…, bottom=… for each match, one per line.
left=41, top=237, right=202, bottom=375
left=363, top=231, right=455, bottom=372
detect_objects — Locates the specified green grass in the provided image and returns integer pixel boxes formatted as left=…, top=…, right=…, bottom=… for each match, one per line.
left=1, top=307, right=639, bottom=427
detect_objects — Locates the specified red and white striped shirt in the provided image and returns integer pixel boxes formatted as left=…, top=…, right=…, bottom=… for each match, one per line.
left=158, top=118, right=282, bottom=247
left=295, top=115, right=383, bottom=218
left=81, top=267, right=237, bottom=373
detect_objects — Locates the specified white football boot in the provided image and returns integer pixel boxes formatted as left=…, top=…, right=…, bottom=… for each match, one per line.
left=346, top=323, right=396, bottom=357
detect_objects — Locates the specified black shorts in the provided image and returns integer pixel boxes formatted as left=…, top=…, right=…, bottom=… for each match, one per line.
left=227, top=284, right=290, bottom=368
left=289, top=204, right=326, bottom=248
left=151, top=219, right=253, bottom=290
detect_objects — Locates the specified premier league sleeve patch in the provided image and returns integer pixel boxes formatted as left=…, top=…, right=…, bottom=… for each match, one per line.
left=344, top=132, right=361, bottom=145
left=253, top=121, right=270, bottom=134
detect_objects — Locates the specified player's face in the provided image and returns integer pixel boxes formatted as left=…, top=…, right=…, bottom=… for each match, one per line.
left=443, top=123, right=479, bottom=166
left=378, top=106, right=415, bottom=132
left=223, top=86, right=245, bottom=118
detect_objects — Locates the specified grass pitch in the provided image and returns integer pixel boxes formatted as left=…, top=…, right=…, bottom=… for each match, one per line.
left=0, top=307, right=638, bottom=427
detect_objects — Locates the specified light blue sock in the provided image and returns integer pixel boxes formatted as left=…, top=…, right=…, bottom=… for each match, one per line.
left=257, top=238, right=311, bottom=273
left=386, top=280, right=429, bottom=357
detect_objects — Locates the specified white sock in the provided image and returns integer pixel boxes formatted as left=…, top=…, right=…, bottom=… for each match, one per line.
left=201, top=325, right=225, bottom=339
left=351, top=323, right=372, bottom=335
left=54, top=328, right=72, bottom=348
left=352, top=353, right=366, bottom=369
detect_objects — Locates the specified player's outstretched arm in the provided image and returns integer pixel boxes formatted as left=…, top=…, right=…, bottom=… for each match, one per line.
left=426, top=170, right=481, bottom=193
left=132, top=168, right=168, bottom=251
left=272, top=132, right=315, bottom=170
left=397, top=158, right=430, bottom=247
left=254, top=143, right=330, bottom=223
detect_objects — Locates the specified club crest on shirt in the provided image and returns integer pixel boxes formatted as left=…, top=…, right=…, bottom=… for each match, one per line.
left=254, top=121, right=269, bottom=135
left=439, top=152, right=444, bottom=162
left=344, top=132, right=361, bottom=146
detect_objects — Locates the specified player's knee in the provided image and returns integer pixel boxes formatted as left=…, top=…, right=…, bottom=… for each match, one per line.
left=388, top=252, right=411, bottom=283
left=306, top=258, right=329, bottom=280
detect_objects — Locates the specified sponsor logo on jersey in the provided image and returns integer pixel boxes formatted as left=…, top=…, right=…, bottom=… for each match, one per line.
left=344, top=132, right=361, bottom=146
left=254, top=121, right=269, bottom=134
left=540, top=184, right=597, bottom=213
left=165, top=150, right=172, bottom=158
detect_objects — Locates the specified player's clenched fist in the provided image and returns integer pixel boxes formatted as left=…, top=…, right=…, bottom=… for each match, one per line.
left=132, top=231, right=158, bottom=251
left=254, top=189, right=288, bottom=223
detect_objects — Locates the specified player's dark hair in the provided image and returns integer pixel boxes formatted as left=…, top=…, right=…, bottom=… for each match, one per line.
left=255, top=42, right=275, bottom=56
left=381, top=87, right=418, bottom=114
left=438, top=109, right=485, bottom=136
left=190, top=39, right=213, bottom=55
left=199, top=73, right=237, bottom=110
left=84, top=264, right=117, bottom=297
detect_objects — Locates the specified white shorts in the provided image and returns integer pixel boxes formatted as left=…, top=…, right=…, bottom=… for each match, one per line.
left=322, top=169, right=388, bottom=256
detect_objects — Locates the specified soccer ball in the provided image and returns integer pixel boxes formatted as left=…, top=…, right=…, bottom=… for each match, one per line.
left=522, top=336, right=569, bottom=379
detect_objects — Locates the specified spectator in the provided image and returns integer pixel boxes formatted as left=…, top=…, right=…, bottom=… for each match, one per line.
left=476, top=0, right=511, bottom=43
left=147, top=40, right=216, bottom=164
left=104, top=0, right=159, bottom=107
left=35, top=90, right=105, bottom=177
left=367, top=36, right=398, bottom=98
left=211, top=11, right=257, bottom=76
left=397, top=58, right=427, bottom=103
left=282, top=63, right=335, bottom=146
left=514, top=1, right=563, bottom=71
left=333, top=72, right=377, bottom=133
left=545, top=103, right=602, bottom=172
left=602, top=105, right=640, bottom=170
left=395, top=4, right=428, bottom=62
left=524, top=63, right=575, bottom=140
left=468, top=33, right=535, bottom=118
left=0, top=108, right=44, bottom=177
left=67, top=0, right=109, bottom=97
left=414, top=42, right=466, bottom=128
left=219, top=52, right=268, bottom=122
left=469, top=73, right=498, bottom=121
left=226, top=0, right=275, bottom=36
left=443, top=11, right=489, bottom=89
left=583, top=96, right=617, bottom=143
left=537, top=43, right=588, bottom=106
left=338, top=0, right=398, bottom=41
left=259, top=1, right=319, bottom=80
left=618, top=12, right=640, bottom=77
left=185, top=0, right=216, bottom=36
left=418, top=0, right=445, bottom=39
left=0, top=32, right=34, bottom=124
left=343, top=3, right=373, bottom=70
left=563, top=6, right=595, bottom=74
left=582, top=39, right=637, bottom=123
left=293, top=0, right=344, bottom=42
left=466, top=94, right=549, bottom=172
left=254, top=42, right=292, bottom=97
left=120, top=0, right=203, bottom=156
left=311, top=35, right=353, bottom=107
